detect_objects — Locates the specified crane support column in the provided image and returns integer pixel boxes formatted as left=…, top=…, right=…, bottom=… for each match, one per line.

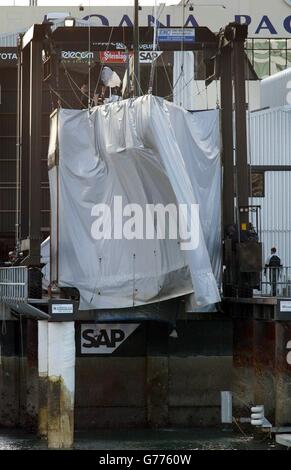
left=221, top=44, right=235, bottom=229
left=233, top=25, right=249, bottom=227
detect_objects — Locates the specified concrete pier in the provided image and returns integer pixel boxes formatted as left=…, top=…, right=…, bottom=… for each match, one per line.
left=47, top=322, right=75, bottom=449
left=24, top=319, right=38, bottom=429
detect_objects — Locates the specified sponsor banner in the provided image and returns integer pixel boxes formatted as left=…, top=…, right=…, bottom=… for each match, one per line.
left=99, top=50, right=131, bottom=63
left=139, top=51, right=163, bottom=63
left=158, top=28, right=195, bottom=43
left=3, top=3, right=291, bottom=38
left=100, top=50, right=163, bottom=64
left=60, top=49, right=163, bottom=64
left=0, top=48, right=17, bottom=63
left=80, top=323, right=140, bottom=355
left=280, top=300, right=291, bottom=312
left=60, top=50, right=99, bottom=62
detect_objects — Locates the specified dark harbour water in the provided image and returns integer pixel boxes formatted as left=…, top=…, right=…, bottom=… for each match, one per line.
left=0, top=428, right=283, bottom=450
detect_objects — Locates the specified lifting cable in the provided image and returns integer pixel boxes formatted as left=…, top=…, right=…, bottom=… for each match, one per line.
left=132, top=253, right=136, bottom=307
left=63, top=63, right=87, bottom=108
left=246, top=51, right=254, bottom=212
left=148, top=1, right=165, bottom=94
left=159, top=52, right=174, bottom=96
left=63, top=27, right=115, bottom=107
left=89, top=256, right=102, bottom=305
left=88, top=0, right=92, bottom=109
left=92, top=26, right=115, bottom=100
left=49, top=85, right=72, bottom=109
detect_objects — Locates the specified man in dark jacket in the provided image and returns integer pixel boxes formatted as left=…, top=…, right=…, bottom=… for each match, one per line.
left=264, top=247, right=282, bottom=296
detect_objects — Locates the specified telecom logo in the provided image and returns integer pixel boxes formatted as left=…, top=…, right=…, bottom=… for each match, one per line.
left=61, top=51, right=94, bottom=60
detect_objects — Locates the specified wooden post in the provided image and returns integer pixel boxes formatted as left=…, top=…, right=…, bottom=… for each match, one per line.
left=38, top=320, right=48, bottom=438
left=232, top=311, right=255, bottom=417
left=146, top=323, right=169, bottom=427
left=146, top=356, right=169, bottom=427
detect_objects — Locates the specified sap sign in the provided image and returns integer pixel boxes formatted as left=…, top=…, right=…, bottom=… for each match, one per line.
left=139, top=51, right=162, bottom=63
left=81, top=323, right=139, bottom=355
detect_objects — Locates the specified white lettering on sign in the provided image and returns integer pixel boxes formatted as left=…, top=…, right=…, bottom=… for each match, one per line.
left=158, top=28, right=195, bottom=43
left=4, top=4, right=291, bottom=40
left=52, top=304, right=74, bottom=314
left=280, top=301, right=291, bottom=312
left=287, top=340, right=291, bottom=365
left=0, top=52, right=17, bottom=61
left=61, top=51, right=94, bottom=60
left=99, top=50, right=129, bottom=63
left=81, top=323, right=139, bottom=354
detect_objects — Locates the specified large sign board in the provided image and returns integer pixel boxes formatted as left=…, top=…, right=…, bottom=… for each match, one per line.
left=157, top=28, right=195, bottom=43
left=99, top=50, right=162, bottom=64
left=80, top=323, right=140, bottom=355
left=1, top=2, right=291, bottom=39
left=0, top=48, right=17, bottom=64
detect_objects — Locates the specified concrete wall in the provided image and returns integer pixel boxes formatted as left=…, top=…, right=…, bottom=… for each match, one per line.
left=0, top=318, right=22, bottom=427
left=74, top=318, right=233, bottom=429
left=0, top=317, right=39, bottom=429
left=0, top=316, right=233, bottom=429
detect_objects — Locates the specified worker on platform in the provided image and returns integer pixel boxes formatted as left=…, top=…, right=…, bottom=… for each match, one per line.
left=80, top=83, right=105, bottom=109
left=264, top=247, right=282, bottom=297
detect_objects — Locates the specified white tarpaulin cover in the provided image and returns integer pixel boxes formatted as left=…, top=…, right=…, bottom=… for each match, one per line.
left=49, top=95, right=221, bottom=310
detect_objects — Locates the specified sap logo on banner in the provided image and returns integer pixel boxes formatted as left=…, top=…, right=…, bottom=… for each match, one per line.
left=139, top=51, right=162, bottom=63
left=81, top=323, right=139, bottom=354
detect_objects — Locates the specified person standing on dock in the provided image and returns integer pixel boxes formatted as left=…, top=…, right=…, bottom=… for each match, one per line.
left=264, top=247, right=282, bottom=296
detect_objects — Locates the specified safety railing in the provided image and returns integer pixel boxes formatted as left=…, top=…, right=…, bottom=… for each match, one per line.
left=0, top=266, right=29, bottom=302
left=258, top=266, right=291, bottom=298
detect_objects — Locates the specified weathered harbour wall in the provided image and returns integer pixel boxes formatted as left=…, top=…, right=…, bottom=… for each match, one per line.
left=0, top=310, right=233, bottom=429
